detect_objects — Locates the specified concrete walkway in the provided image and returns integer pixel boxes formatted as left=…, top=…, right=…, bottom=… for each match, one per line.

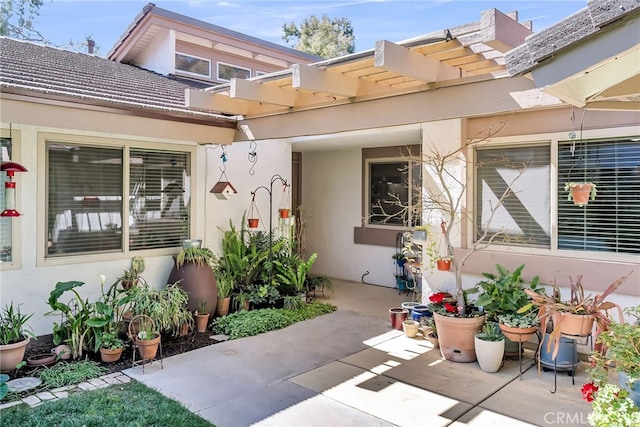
left=124, top=307, right=593, bottom=427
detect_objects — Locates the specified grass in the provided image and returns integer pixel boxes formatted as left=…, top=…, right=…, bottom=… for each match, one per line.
left=1, top=381, right=213, bottom=426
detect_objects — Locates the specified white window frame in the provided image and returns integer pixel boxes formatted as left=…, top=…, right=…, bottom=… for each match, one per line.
left=217, top=61, right=252, bottom=82
left=365, top=157, right=421, bottom=229
left=468, top=126, right=639, bottom=264
left=36, top=132, right=196, bottom=267
left=175, top=51, right=211, bottom=78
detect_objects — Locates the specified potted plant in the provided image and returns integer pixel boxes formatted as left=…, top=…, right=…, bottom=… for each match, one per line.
left=564, top=181, right=597, bottom=207
left=134, top=317, right=160, bottom=361
left=98, top=332, right=125, bottom=363
left=497, top=313, right=539, bottom=343
left=521, top=272, right=632, bottom=360
left=168, top=246, right=217, bottom=315
left=435, top=255, right=453, bottom=271
left=392, top=252, right=406, bottom=267
left=420, top=316, right=439, bottom=348
left=120, top=256, right=145, bottom=290
left=582, top=382, right=640, bottom=426
left=474, top=322, right=505, bottom=373
left=588, top=305, right=640, bottom=408
left=214, top=270, right=233, bottom=317
left=402, top=319, right=420, bottom=338
left=195, top=301, right=210, bottom=333
left=0, top=303, right=35, bottom=372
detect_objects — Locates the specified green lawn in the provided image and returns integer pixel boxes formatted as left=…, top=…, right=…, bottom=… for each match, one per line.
left=1, top=381, right=213, bottom=427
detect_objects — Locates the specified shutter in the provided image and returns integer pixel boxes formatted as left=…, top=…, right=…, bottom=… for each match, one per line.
left=476, top=145, right=551, bottom=247
left=558, top=138, right=640, bottom=254
left=47, top=143, right=123, bottom=256
left=129, top=149, right=190, bottom=250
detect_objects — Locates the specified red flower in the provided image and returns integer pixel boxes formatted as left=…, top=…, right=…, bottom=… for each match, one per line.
left=445, top=303, right=457, bottom=313
left=581, top=383, right=598, bottom=402
left=429, top=292, right=446, bottom=303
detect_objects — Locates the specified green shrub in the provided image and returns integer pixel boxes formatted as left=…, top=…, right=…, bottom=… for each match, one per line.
left=38, top=360, right=106, bottom=389
left=213, top=302, right=337, bottom=339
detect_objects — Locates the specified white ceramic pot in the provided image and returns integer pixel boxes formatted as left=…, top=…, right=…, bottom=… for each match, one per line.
left=474, top=336, right=505, bottom=373
left=402, top=320, right=420, bottom=338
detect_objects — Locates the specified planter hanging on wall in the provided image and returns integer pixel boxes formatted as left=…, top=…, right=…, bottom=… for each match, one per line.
left=279, top=208, right=290, bottom=219
left=248, top=218, right=259, bottom=228
left=565, top=182, right=596, bottom=207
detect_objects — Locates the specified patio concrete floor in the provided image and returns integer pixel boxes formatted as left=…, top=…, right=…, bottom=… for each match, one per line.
left=124, top=278, right=593, bottom=427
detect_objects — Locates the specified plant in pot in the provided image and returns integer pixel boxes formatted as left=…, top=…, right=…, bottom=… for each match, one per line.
left=119, top=256, right=146, bottom=290
left=133, top=316, right=161, bottom=361
left=420, top=316, right=439, bottom=348
left=195, top=301, right=210, bottom=333
left=564, top=181, right=597, bottom=207
left=0, top=303, right=35, bottom=373
left=520, top=271, right=632, bottom=361
left=587, top=305, right=640, bottom=408
left=168, top=245, right=217, bottom=316
left=98, top=332, right=125, bottom=363
left=160, top=283, right=193, bottom=337
left=392, top=252, right=407, bottom=267
left=474, top=322, right=505, bottom=373
left=214, top=270, right=233, bottom=317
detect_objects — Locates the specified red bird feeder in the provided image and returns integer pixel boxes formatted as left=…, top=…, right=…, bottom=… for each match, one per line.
left=1, top=161, right=28, bottom=217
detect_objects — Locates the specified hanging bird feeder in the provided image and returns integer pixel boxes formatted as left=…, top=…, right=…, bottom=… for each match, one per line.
left=210, top=149, right=237, bottom=200
left=1, top=161, right=28, bottom=217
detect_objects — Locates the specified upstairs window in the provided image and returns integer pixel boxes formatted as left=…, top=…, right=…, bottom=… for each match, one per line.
left=558, top=138, right=640, bottom=254
left=175, top=52, right=211, bottom=78
left=217, top=62, right=251, bottom=81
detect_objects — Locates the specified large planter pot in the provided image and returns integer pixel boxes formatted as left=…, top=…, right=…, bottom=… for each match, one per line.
left=195, top=313, right=210, bottom=333
left=135, top=335, right=161, bottom=361
left=474, top=336, right=505, bottom=373
left=0, top=337, right=30, bottom=373
left=538, top=333, right=579, bottom=372
left=619, top=372, right=640, bottom=408
left=167, top=259, right=218, bottom=316
left=499, top=324, right=538, bottom=343
left=389, top=307, right=408, bottom=330
left=559, top=313, right=594, bottom=338
left=216, top=296, right=231, bottom=317
left=434, top=313, right=486, bottom=362
left=100, top=347, right=124, bottom=363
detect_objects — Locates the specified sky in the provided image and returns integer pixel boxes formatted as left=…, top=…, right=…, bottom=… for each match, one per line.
left=32, top=0, right=589, bottom=56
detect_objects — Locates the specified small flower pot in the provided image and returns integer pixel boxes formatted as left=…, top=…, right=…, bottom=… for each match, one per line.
left=279, top=208, right=290, bottom=219
left=389, top=307, right=408, bottom=330
left=402, top=320, right=420, bottom=338
left=248, top=218, right=259, bottom=228
left=135, top=334, right=160, bottom=361
left=436, top=259, right=451, bottom=271
left=195, top=313, right=210, bottom=333
left=570, top=183, right=593, bottom=206
left=100, top=347, right=124, bottom=363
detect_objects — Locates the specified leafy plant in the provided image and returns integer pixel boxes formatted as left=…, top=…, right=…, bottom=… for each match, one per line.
left=247, top=283, right=280, bottom=306
left=176, top=247, right=215, bottom=268
left=215, top=270, right=234, bottom=299
left=0, top=373, right=9, bottom=400
left=305, top=273, right=332, bottom=294
left=473, top=264, right=541, bottom=322
left=100, top=332, right=125, bottom=350
left=283, top=295, right=305, bottom=310
left=127, top=283, right=192, bottom=337
left=497, top=312, right=539, bottom=328
left=0, top=303, right=35, bottom=345
left=476, top=322, right=504, bottom=342
left=38, top=360, right=106, bottom=389
left=275, top=252, right=317, bottom=293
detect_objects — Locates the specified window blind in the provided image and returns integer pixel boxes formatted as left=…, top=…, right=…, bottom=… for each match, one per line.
left=558, top=138, right=640, bottom=254
left=476, top=145, right=551, bottom=247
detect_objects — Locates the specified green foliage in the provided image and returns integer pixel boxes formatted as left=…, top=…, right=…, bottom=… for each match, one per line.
left=476, top=322, right=504, bottom=342
left=213, top=302, right=336, bottom=339
left=176, top=247, right=215, bottom=268
left=0, top=0, right=45, bottom=41
left=473, top=264, right=541, bottom=322
left=0, top=381, right=213, bottom=426
left=127, top=283, right=192, bottom=337
left=0, top=373, right=8, bottom=400
left=0, top=302, right=35, bottom=345
left=38, top=360, right=106, bottom=389
left=282, top=14, right=355, bottom=59
left=99, top=332, right=125, bottom=350
left=498, top=312, right=539, bottom=328
left=305, top=273, right=332, bottom=294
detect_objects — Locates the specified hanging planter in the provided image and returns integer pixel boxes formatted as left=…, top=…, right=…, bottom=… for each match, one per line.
left=247, top=192, right=261, bottom=229
left=278, top=182, right=291, bottom=219
left=248, top=218, right=259, bottom=228
left=564, top=182, right=596, bottom=207
left=279, top=208, right=290, bottom=219
left=436, top=259, right=452, bottom=271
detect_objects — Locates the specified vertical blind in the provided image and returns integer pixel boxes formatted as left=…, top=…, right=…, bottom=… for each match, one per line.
left=476, top=145, right=551, bottom=247
left=557, top=138, right=640, bottom=254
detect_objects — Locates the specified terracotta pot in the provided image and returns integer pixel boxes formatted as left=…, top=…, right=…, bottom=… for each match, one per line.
left=436, top=259, right=451, bottom=271
left=0, top=337, right=30, bottom=373
left=216, top=296, right=231, bottom=317
left=560, top=313, right=594, bottom=338
left=178, top=323, right=190, bottom=337
left=248, top=218, right=259, bottom=228
left=26, top=353, right=56, bottom=367
left=100, top=347, right=124, bottom=363
left=402, top=320, right=420, bottom=338
left=167, top=258, right=217, bottom=316
left=433, top=312, right=486, bottom=362
left=135, top=334, right=160, bottom=360
left=195, top=313, right=210, bottom=333
left=570, top=183, right=593, bottom=206
left=499, top=324, right=538, bottom=343
left=279, top=208, right=289, bottom=219
left=389, top=307, right=408, bottom=330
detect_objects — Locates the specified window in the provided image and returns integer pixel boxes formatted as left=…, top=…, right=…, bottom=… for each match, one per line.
left=558, top=138, right=640, bottom=254
left=367, top=160, right=421, bottom=227
left=475, top=145, right=550, bottom=247
left=175, top=53, right=211, bottom=78
left=46, top=143, right=191, bottom=257
left=217, top=62, right=251, bottom=81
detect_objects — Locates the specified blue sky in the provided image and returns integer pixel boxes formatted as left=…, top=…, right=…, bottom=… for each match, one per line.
left=35, top=0, right=587, bottom=56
